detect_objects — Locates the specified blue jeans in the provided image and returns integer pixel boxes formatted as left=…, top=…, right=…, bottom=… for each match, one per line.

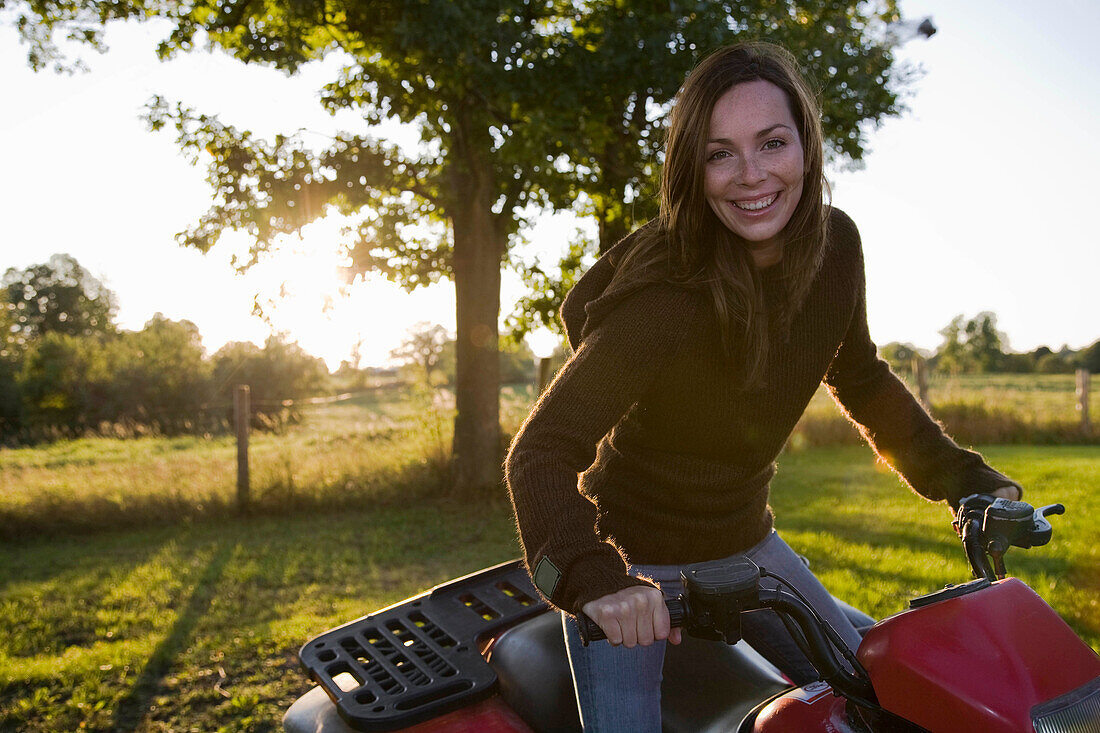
left=561, top=530, right=863, bottom=733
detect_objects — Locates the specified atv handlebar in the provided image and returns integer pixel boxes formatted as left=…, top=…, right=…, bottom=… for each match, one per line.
left=576, top=597, right=688, bottom=647
left=576, top=563, right=877, bottom=705
left=954, top=494, right=1064, bottom=580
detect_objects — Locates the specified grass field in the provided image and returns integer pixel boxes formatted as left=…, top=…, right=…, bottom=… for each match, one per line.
left=927, top=373, right=1099, bottom=417
left=0, top=385, right=461, bottom=541
left=801, top=372, right=1100, bottom=420
left=795, top=372, right=1098, bottom=446
left=1, top=378, right=1098, bottom=731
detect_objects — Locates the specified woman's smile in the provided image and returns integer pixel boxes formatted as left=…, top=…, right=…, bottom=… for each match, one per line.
left=732, top=192, right=779, bottom=211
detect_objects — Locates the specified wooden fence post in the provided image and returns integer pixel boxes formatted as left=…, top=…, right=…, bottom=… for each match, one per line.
left=235, top=384, right=250, bottom=511
left=912, top=355, right=931, bottom=410
left=537, top=357, right=553, bottom=395
left=1077, top=369, right=1091, bottom=433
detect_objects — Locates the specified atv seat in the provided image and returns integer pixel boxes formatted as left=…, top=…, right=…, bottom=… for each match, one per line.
left=489, top=610, right=792, bottom=733
left=284, top=608, right=788, bottom=733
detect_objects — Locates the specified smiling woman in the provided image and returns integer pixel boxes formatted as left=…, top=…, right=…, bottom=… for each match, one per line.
left=504, top=42, right=1023, bottom=733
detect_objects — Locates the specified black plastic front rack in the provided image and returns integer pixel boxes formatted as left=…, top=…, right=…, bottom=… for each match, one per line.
left=298, top=559, right=548, bottom=731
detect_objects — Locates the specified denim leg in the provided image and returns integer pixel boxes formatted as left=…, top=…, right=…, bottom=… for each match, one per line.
left=560, top=530, right=864, bottom=729
left=562, top=610, right=666, bottom=733
left=739, top=531, right=864, bottom=685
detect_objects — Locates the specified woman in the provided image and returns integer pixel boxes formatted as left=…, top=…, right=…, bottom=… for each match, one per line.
left=505, top=42, right=1020, bottom=732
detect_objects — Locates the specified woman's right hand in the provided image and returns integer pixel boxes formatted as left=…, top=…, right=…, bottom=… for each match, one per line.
left=580, top=585, right=682, bottom=647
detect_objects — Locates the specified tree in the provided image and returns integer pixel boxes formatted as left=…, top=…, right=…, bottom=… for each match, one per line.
left=8, top=0, right=918, bottom=492
left=879, top=341, right=919, bottom=375
left=114, top=314, right=212, bottom=431
left=390, top=323, right=450, bottom=384
left=348, top=333, right=366, bottom=372
left=11, top=317, right=212, bottom=436
left=0, top=306, right=20, bottom=438
left=1077, top=339, right=1100, bottom=373
left=999, top=350, right=1035, bottom=373
left=1030, top=345, right=1054, bottom=364
left=500, top=339, right=538, bottom=385
left=139, top=2, right=568, bottom=493
left=934, top=314, right=969, bottom=375
left=962, top=311, right=1005, bottom=373
left=334, top=333, right=371, bottom=390
left=1, top=254, right=118, bottom=436
left=211, top=335, right=328, bottom=411
left=15, top=331, right=104, bottom=435
left=933, top=312, right=1007, bottom=374
left=0, top=349, right=21, bottom=442
left=1036, top=351, right=1075, bottom=375
left=1, top=254, right=117, bottom=353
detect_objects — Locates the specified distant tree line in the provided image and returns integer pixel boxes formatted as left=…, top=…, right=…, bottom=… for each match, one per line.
left=879, top=312, right=1100, bottom=377
left=4, top=256, right=1094, bottom=445
left=1, top=255, right=329, bottom=443
left=0, top=255, right=543, bottom=445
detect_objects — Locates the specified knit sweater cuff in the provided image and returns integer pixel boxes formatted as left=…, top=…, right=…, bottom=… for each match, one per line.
left=940, top=458, right=1023, bottom=509
left=555, top=549, right=656, bottom=616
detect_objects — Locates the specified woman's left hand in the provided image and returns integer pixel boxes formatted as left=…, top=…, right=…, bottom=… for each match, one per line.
left=990, top=484, right=1022, bottom=501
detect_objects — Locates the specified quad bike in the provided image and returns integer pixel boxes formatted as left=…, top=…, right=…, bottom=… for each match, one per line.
left=284, top=494, right=1100, bottom=732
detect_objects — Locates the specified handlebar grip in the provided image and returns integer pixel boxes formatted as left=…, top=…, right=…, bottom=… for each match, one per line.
left=576, top=597, right=687, bottom=646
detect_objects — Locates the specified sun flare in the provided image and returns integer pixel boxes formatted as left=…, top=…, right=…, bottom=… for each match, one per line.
left=238, top=222, right=456, bottom=371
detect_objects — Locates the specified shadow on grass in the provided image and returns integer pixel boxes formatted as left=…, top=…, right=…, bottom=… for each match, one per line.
left=783, top=513, right=1073, bottom=591
left=0, top=458, right=459, bottom=543
left=0, top=530, right=175, bottom=621
left=782, top=514, right=957, bottom=558
left=111, top=541, right=232, bottom=731
left=0, top=493, right=231, bottom=543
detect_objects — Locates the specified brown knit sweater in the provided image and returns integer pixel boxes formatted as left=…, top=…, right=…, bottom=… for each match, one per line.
left=505, top=209, right=1019, bottom=615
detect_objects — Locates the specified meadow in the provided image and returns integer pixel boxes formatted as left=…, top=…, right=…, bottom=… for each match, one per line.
left=1, top=375, right=1097, bottom=731
left=793, top=372, right=1099, bottom=447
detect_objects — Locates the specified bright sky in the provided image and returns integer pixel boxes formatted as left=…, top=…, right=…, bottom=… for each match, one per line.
left=2, top=1, right=1097, bottom=369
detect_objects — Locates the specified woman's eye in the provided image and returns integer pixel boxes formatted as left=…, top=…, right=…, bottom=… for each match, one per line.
left=763, top=139, right=785, bottom=150
left=707, top=149, right=731, bottom=161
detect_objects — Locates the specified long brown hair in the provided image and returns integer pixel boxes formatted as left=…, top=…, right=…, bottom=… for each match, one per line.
left=612, top=42, right=829, bottom=387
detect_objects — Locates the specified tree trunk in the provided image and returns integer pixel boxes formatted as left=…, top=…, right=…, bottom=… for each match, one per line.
left=596, top=131, right=633, bottom=254
left=451, top=208, right=503, bottom=494
left=597, top=200, right=631, bottom=255
left=449, top=125, right=504, bottom=495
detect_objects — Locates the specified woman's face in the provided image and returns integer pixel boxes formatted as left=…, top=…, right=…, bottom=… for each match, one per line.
left=703, top=80, right=804, bottom=266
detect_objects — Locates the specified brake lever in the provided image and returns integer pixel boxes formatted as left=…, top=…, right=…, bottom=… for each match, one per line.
left=953, top=493, right=996, bottom=537
left=1023, top=503, right=1065, bottom=548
